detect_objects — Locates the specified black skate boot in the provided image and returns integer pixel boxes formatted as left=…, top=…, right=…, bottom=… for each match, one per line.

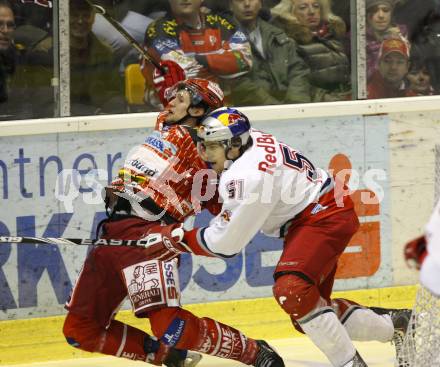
left=370, top=307, right=412, bottom=367
left=342, top=351, right=368, bottom=367
left=253, top=340, right=285, bottom=367
left=164, top=350, right=202, bottom=367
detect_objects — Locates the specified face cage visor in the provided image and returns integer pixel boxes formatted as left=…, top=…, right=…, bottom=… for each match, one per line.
left=197, top=140, right=226, bottom=165
left=196, top=136, right=244, bottom=165
left=165, top=84, right=203, bottom=107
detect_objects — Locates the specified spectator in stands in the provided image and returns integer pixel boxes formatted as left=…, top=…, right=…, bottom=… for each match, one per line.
left=393, top=0, right=437, bottom=40
left=68, top=0, right=125, bottom=115
left=367, top=37, right=411, bottom=98
left=13, top=0, right=51, bottom=54
left=406, top=57, right=436, bottom=96
left=410, top=12, right=440, bottom=93
left=228, top=0, right=311, bottom=105
left=0, top=0, right=34, bottom=120
left=0, top=0, right=16, bottom=106
left=330, top=0, right=351, bottom=32
left=142, top=0, right=252, bottom=106
left=264, top=0, right=280, bottom=7
left=366, top=0, right=408, bottom=79
left=202, top=0, right=229, bottom=15
left=91, top=0, right=168, bottom=61
left=24, top=0, right=126, bottom=117
left=271, top=0, right=351, bottom=102
left=14, top=0, right=52, bottom=32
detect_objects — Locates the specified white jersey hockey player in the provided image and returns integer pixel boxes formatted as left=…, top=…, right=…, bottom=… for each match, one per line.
left=148, top=107, right=413, bottom=367
left=420, top=198, right=440, bottom=295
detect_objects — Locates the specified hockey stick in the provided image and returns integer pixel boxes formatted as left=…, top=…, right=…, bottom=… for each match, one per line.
left=0, top=236, right=160, bottom=248
left=84, top=0, right=165, bottom=73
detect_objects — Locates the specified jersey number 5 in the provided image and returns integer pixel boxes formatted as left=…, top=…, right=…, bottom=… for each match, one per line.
left=280, top=144, right=316, bottom=181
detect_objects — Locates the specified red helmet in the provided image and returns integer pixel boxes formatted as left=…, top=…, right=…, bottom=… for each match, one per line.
left=167, top=78, right=224, bottom=111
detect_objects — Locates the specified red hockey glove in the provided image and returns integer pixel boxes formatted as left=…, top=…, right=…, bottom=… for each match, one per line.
left=404, top=235, right=428, bottom=270
left=140, top=223, right=191, bottom=261
left=152, top=60, right=185, bottom=106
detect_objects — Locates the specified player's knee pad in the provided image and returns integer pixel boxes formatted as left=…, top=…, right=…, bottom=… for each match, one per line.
left=63, top=312, right=102, bottom=352
left=273, top=273, right=321, bottom=320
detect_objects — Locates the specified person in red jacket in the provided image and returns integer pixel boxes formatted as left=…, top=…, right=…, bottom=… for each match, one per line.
left=141, top=0, right=252, bottom=106
left=63, top=78, right=284, bottom=367
left=367, top=38, right=412, bottom=99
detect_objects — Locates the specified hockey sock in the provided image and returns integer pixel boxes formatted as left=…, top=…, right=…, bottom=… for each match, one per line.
left=63, top=312, right=165, bottom=362
left=149, top=307, right=259, bottom=364
left=333, top=298, right=394, bottom=342
left=298, top=305, right=356, bottom=366
left=100, top=319, right=177, bottom=362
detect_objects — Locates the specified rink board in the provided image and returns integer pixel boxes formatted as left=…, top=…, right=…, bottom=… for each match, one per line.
left=0, top=113, right=394, bottom=321
left=0, top=285, right=417, bottom=365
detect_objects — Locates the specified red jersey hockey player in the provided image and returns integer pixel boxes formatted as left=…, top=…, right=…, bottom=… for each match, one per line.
left=145, top=107, right=413, bottom=367
left=63, top=80, right=284, bottom=367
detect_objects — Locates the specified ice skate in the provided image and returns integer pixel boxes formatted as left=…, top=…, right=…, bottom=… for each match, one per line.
left=164, top=350, right=202, bottom=367
left=253, top=340, right=285, bottom=367
left=370, top=307, right=412, bottom=367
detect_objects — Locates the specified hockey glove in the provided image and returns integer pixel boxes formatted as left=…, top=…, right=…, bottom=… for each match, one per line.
left=404, top=235, right=428, bottom=270
left=152, top=60, right=186, bottom=106
left=140, top=223, right=191, bottom=261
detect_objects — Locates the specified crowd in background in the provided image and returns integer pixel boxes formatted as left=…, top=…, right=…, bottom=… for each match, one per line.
left=0, top=0, right=440, bottom=120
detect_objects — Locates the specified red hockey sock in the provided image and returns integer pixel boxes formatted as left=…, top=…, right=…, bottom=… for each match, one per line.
left=149, top=307, right=259, bottom=364
left=63, top=312, right=163, bottom=362
left=331, top=298, right=361, bottom=320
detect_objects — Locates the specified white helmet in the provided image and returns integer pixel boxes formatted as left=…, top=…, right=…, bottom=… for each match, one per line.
left=197, top=107, right=251, bottom=147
